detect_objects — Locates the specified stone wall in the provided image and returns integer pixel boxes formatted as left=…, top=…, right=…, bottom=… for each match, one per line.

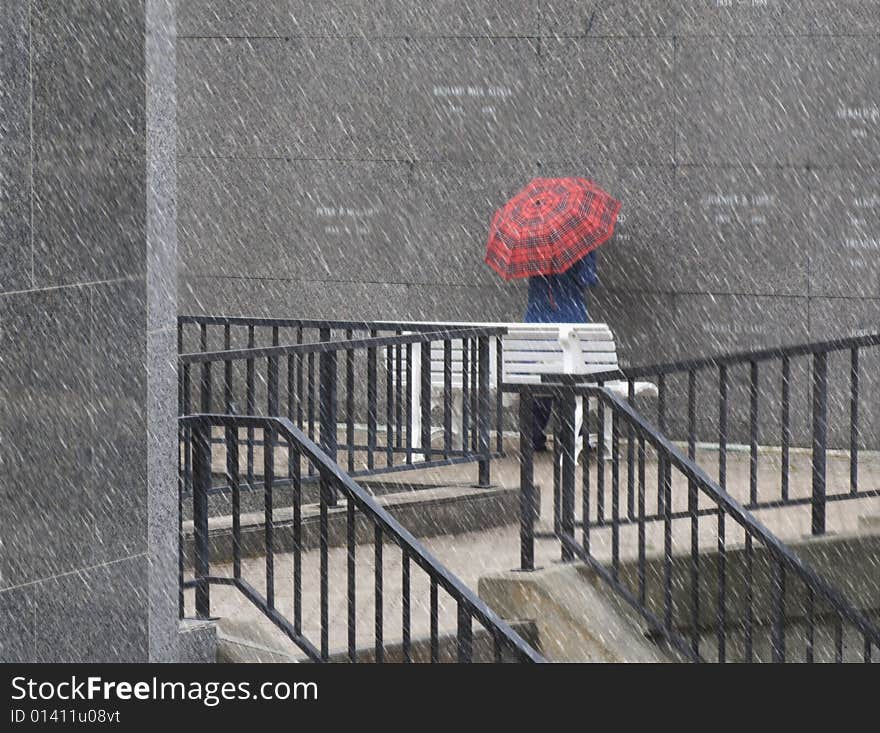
left=0, top=0, right=178, bottom=661
left=177, top=1, right=880, bottom=443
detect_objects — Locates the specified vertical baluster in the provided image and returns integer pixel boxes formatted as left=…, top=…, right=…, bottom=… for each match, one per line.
left=461, top=339, right=470, bottom=452
left=367, top=338, right=377, bottom=471
left=444, top=339, right=453, bottom=458
left=264, top=419, right=275, bottom=611
left=597, top=391, right=606, bottom=526
left=319, top=474, right=330, bottom=660
left=744, top=533, right=754, bottom=662
left=228, top=422, right=241, bottom=580
left=386, top=344, right=394, bottom=468
left=662, top=457, right=673, bottom=631
left=687, top=370, right=699, bottom=656
left=637, top=436, right=646, bottom=606
left=716, top=509, right=726, bottom=663
left=749, top=361, right=759, bottom=507
left=346, top=346, right=355, bottom=473
left=296, top=326, right=304, bottom=429
left=347, top=497, right=356, bottom=663
left=307, top=351, right=316, bottom=476
left=656, top=374, right=666, bottom=512
left=582, top=397, right=592, bottom=555
left=406, top=343, right=413, bottom=465
left=395, top=339, right=403, bottom=452
left=812, top=352, right=828, bottom=535
left=430, top=578, right=439, bottom=663
left=771, top=558, right=785, bottom=663
left=627, top=380, right=636, bottom=519
left=560, top=385, right=576, bottom=561
left=192, top=420, right=211, bottom=619
left=421, top=340, right=432, bottom=461
left=805, top=587, right=814, bottom=663
left=402, top=550, right=412, bottom=663
left=457, top=604, right=473, bottom=663
left=519, top=390, right=536, bottom=571
left=286, top=352, right=296, bottom=484
left=611, top=409, right=620, bottom=580
left=552, top=398, right=561, bottom=535
left=835, top=619, right=844, bottom=663
left=478, top=336, right=491, bottom=487
left=719, top=365, right=728, bottom=491
left=374, top=525, right=383, bottom=663
left=851, top=347, right=859, bottom=495
left=470, top=338, right=478, bottom=451
left=199, top=324, right=212, bottom=413
left=781, top=356, right=791, bottom=503
left=292, top=446, right=302, bottom=636
left=496, top=336, right=504, bottom=454
left=183, top=363, right=192, bottom=494
left=246, top=326, right=255, bottom=488
left=224, top=324, right=233, bottom=415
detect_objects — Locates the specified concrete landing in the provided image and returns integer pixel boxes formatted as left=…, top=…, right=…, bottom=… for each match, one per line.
left=479, top=564, right=683, bottom=662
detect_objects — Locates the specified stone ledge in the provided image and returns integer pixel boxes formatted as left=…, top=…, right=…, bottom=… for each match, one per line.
left=182, top=483, right=518, bottom=565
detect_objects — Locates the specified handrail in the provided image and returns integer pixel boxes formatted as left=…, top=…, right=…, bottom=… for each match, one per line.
left=179, top=313, right=508, bottom=334
left=578, top=331, right=880, bottom=532
left=586, top=331, right=880, bottom=382
left=179, top=326, right=506, bottom=364
left=508, top=380, right=880, bottom=661
left=180, top=413, right=545, bottom=663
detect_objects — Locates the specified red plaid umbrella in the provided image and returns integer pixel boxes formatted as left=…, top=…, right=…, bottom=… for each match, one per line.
left=485, top=177, right=621, bottom=280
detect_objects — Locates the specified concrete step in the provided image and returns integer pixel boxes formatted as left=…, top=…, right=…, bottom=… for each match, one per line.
left=182, top=482, right=518, bottom=565
left=177, top=618, right=217, bottom=663
left=216, top=621, right=540, bottom=663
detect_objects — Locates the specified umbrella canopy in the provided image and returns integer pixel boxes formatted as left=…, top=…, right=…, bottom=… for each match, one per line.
left=485, top=177, right=621, bottom=280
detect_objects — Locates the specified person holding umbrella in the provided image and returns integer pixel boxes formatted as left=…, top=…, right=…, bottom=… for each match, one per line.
left=485, top=177, right=621, bottom=452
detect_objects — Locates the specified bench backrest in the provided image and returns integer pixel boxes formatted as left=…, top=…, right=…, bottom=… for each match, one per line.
left=425, top=323, right=619, bottom=387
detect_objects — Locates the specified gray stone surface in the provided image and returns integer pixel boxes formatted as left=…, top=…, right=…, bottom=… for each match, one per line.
left=406, top=38, right=543, bottom=163
left=0, top=0, right=31, bottom=293
left=541, top=37, right=675, bottom=165
left=33, top=556, right=150, bottom=663
left=807, top=37, right=880, bottom=167
left=677, top=0, right=810, bottom=37
left=176, top=2, right=880, bottom=449
left=673, top=166, right=812, bottom=296
left=808, top=168, right=880, bottom=298
left=806, top=1, right=880, bottom=36
left=0, top=1, right=179, bottom=662
left=0, top=586, right=34, bottom=663
left=545, top=1, right=676, bottom=38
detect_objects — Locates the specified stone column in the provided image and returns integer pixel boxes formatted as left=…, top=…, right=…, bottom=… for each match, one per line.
left=0, top=0, right=178, bottom=662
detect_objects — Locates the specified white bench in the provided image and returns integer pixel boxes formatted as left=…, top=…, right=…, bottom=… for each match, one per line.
left=402, top=322, right=658, bottom=452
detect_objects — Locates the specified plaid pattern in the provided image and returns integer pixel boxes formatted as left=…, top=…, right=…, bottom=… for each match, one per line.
left=485, top=177, right=621, bottom=280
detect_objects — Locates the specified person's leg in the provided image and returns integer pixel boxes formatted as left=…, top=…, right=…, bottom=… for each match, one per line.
left=532, top=396, right=553, bottom=451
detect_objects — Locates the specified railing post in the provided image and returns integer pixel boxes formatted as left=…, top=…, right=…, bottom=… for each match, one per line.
left=559, top=383, right=577, bottom=562
left=318, top=328, right=338, bottom=505
left=477, top=336, right=491, bottom=487
left=421, top=340, right=432, bottom=461
left=192, top=420, right=211, bottom=619
left=811, top=351, right=828, bottom=536
left=518, top=390, right=536, bottom=571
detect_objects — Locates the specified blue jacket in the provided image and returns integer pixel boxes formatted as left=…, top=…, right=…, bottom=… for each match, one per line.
left=523, top=252, right=598, bottom=324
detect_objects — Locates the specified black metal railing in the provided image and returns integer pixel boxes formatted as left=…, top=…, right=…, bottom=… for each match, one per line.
left=510, top=382, right=880, bottom=662
left=587, top=333, right=880, bottom=535
left=178, top=317, right=506, bottom=490
left=179, top=413, right=544, bottom=663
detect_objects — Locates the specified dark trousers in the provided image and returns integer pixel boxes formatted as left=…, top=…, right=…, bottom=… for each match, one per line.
left=532, top=397, right=554, bottom=449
